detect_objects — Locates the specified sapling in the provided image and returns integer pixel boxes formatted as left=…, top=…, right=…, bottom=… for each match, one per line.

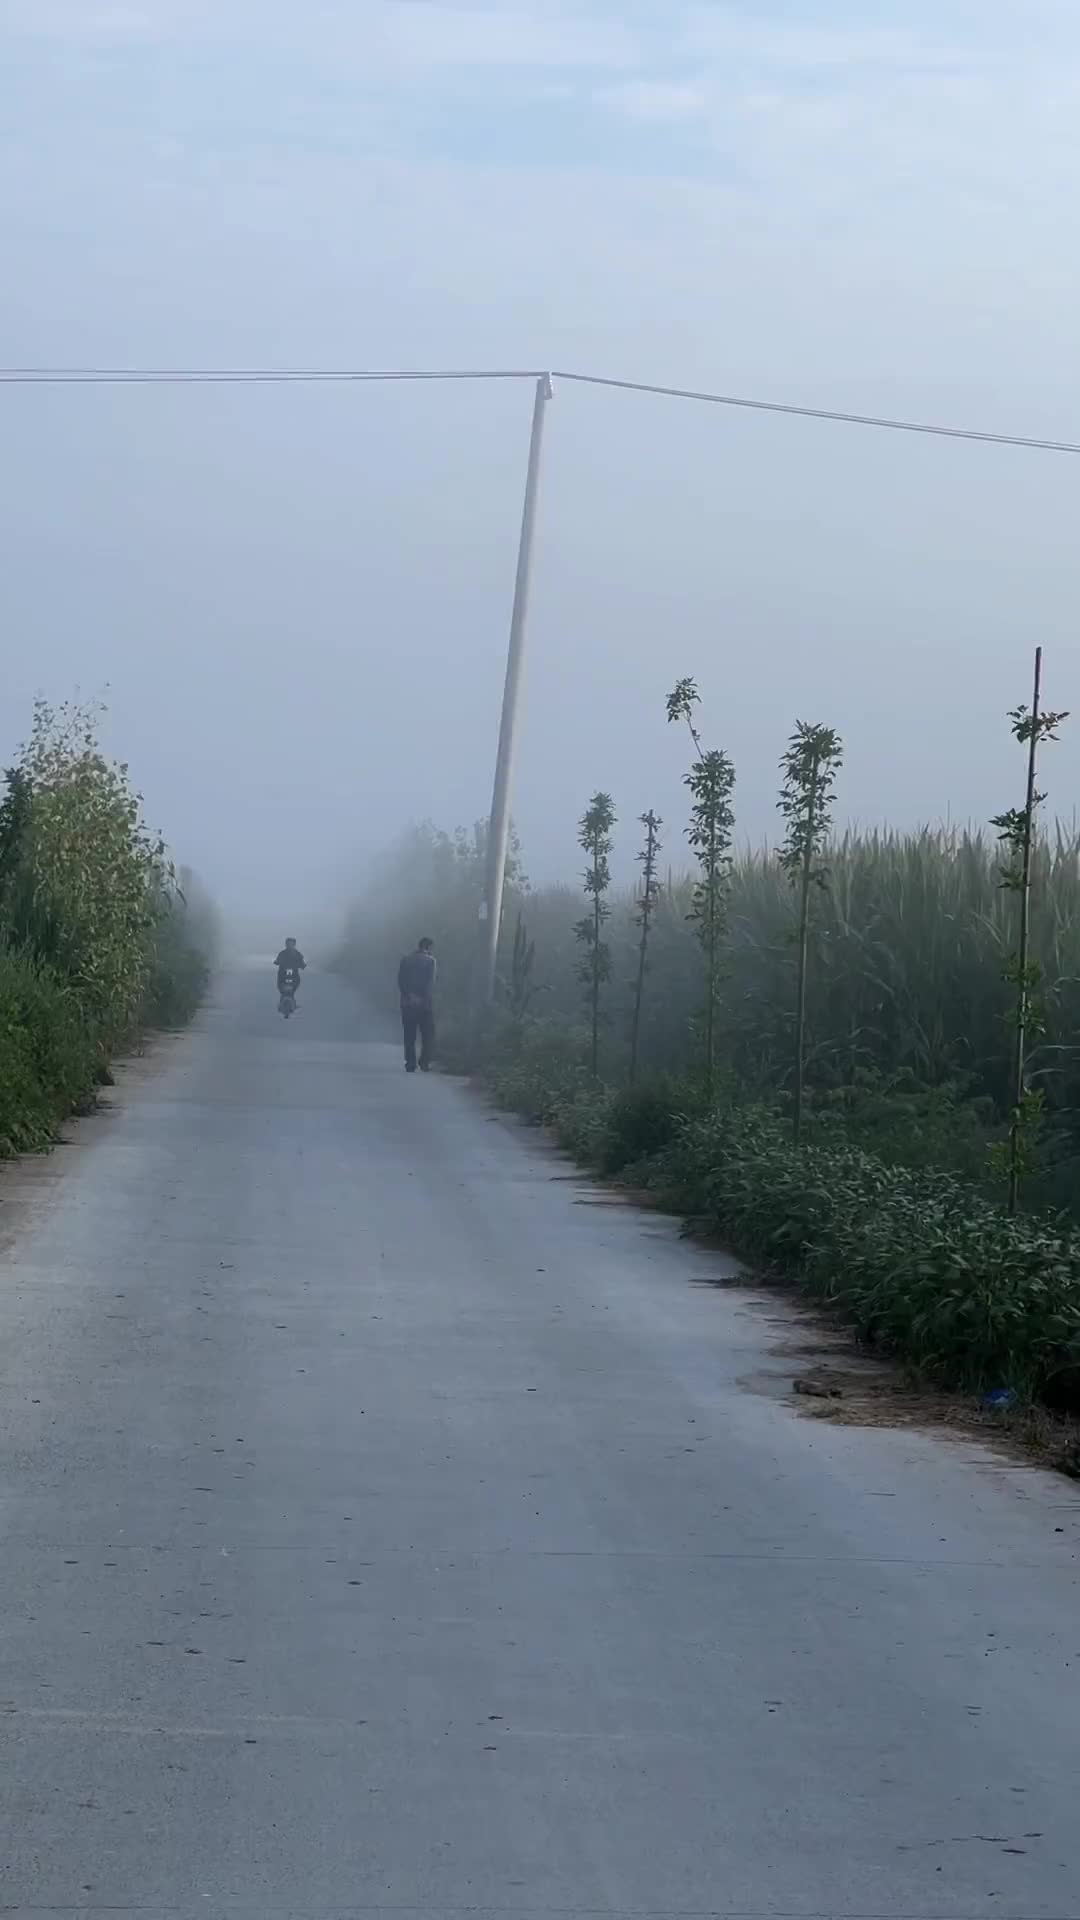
left=778, top=722, right=843, bottom=1144
left=666, top=678, right=735, bottom=1097
left=629, top=809, right=662, bottom=1084
left=574, top=791, right=616, bottom=1078
left=990, top=646, right=1068, bottom=1213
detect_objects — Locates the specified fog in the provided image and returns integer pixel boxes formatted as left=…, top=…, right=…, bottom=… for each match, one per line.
left=1, top=0, right=1077, bottom=936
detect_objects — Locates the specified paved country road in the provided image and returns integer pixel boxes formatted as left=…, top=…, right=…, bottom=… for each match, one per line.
left=1, top=969, right=1078, bottom=1919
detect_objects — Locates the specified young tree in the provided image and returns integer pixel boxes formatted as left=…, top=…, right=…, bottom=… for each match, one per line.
left=778, top=722, right=843, bottom=1145
left=629, top=809, right=662, bottom=1084
left=574, top=791, right=616, bottom=1078
left=666, top=678, right=735, bottom=1096
left=991, top=647, right=1068, bottom=1213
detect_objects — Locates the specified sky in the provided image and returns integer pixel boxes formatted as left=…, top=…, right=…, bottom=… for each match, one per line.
left=0, top=0, right=1078, bottom=928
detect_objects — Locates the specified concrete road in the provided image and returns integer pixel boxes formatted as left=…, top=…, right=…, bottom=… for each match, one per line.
left=1, top=969, right=1078, bottom=1919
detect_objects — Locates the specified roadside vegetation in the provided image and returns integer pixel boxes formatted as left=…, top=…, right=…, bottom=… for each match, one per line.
left=335, top=656, right=1080, bottom=1407
left=0, top=699, right=218, bottom=1155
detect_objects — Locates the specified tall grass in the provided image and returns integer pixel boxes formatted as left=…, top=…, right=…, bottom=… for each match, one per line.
left=338, top=821, right=1080, bottom=1199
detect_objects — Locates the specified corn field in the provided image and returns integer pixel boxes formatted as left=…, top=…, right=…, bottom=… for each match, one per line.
left=337, top=818, right=1080, bottom=1208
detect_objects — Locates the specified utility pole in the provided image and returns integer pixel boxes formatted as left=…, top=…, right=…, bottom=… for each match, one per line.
left=477, top=372, right=552, bottom=1008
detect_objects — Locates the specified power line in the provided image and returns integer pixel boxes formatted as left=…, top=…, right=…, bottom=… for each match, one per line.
left=554, top=369, right=1080, bottom=457
left=1, top=362, right=1077, bottom=456
left=0, top=367, right=544, bottom=385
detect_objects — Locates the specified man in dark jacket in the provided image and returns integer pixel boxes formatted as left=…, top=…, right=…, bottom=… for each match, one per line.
left=398, top=937, right=436, bottom=1073
left=274, top=938, right=306, bottom=994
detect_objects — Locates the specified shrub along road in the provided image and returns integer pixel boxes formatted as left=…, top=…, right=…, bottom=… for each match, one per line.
left=0, top=968, right=1078, bottom=1914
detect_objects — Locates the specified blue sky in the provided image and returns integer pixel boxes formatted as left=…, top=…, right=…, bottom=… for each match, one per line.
left=5, top=1, right=1074, bottom=178
left=5, top=0, right=1076, bottom=377
left=2, top=2, right=1075, bottom=182
left=0, top=1, right=1077, bottom=916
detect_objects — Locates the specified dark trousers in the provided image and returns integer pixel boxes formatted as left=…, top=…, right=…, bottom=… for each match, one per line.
left=402, top=1002, right=434, bottom=1072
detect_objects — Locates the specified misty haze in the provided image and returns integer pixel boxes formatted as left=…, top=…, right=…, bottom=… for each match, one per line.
left=2, top=2, right=1080, bottom=1913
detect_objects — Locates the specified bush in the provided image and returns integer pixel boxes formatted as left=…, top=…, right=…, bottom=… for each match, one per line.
left=551, top=1085, right=616, bottom=1163
left=652, top=1104, right=1080, bottom=1401
left=596, top=1076, right=699, bottom=1176
left=808, top=1068, right=999, bottom=1183
left=0, top=703, right=215, bottom=1153
left=484, top=1019, right=1080, bottom=1402
left=487, top=1031, right=711, bottom=1181
left=0, top=946, right=100, bottom=1154
left=487, top=1017, right=593, bottom=1125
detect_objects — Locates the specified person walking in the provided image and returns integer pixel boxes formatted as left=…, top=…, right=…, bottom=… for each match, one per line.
left=397, top=937, right=436, bottom=1074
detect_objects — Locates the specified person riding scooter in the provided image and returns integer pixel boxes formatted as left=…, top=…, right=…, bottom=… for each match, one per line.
left=274, top=937, right=306, bottom=1002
